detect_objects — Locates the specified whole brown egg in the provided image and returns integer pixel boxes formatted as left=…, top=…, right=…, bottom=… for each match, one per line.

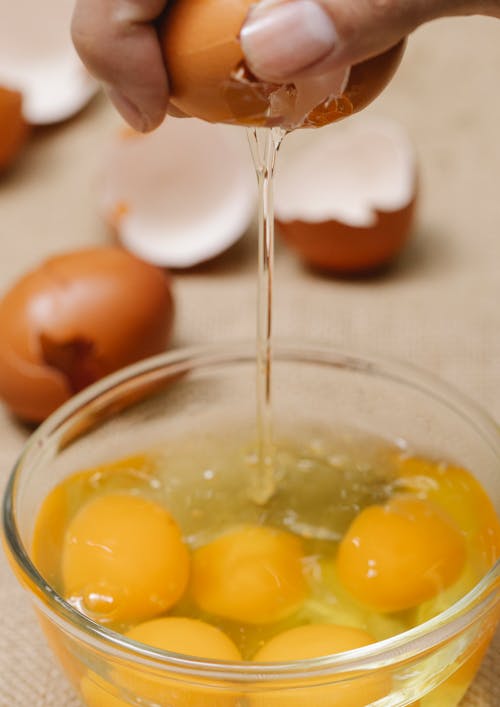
left=161, top=0, right=405, bottom=128
left=0, top=248, right=174, bottom=423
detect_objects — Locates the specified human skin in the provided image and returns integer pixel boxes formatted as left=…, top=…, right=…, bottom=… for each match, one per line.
left=71, top=0, right=500, bottom=132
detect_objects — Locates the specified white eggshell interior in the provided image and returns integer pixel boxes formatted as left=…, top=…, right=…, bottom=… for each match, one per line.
left=101, top=118, right=256, bottom=268
left=0, top=0, right=97, bottom=124
left=275, top=116, right=416, bottom=227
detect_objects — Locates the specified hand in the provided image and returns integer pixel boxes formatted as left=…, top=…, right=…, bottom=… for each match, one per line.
left=240, top=0, right=500, bottom=82
left=71, top=0, right=169, bottom=132
left=71, top=0, right=500, bottom=132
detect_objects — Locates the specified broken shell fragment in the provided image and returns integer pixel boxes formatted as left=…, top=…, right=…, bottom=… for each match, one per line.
left=101, top=118, right=256, bottom=268
left=0, top=248, right=174, bottom=423
left=274, top=116, right=418, bottom=274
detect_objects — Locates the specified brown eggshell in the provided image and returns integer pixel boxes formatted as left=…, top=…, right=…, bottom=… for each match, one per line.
left=277, top=197, right=417, bottom=274
left=161, top=0, right=405, bottom=127
left=274, top=117, right=418, bottom=274
left=0, top=87, right=29, bottom=171
left=0, top=248, right=174, bottom=423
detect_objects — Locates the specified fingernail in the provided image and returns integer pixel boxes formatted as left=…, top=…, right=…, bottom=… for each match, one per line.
left=104, top=86, right=151, bottom=132
left=241, top=0, right=338, bottom=81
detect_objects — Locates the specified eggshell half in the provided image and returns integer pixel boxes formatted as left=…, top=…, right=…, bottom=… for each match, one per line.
left=0, top=86, right=30, bottom=171
left=101, top=118, right=256, bottom=268
left=0, top=248, right=174, bottom=423
left=274, top=116, right=418, bottom=273
left=162, top=0, right=405, bottom=128
left=0, top=0, right=97, bottom=124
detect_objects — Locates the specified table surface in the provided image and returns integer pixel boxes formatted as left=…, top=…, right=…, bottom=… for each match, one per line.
left=0, top=15, right=499, bottom=707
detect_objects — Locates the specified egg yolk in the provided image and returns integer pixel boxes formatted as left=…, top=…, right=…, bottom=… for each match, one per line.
left=61, top=493, right=190, bottom=625
left=395, top=455, right=500, bottom=569
left=336, top=496, right=466, bottom=613
left=191, top=525, right=307, bottom=623
left=251, top=623, right=390, bottom=707
left=114, top=617, right=241, bottom=707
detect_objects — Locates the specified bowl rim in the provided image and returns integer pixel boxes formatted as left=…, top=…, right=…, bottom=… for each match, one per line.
left=2, top=340, right=499, bottom=683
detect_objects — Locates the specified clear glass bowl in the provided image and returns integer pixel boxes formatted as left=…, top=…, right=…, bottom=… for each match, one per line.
left=2, top=342, right=499, bottom=707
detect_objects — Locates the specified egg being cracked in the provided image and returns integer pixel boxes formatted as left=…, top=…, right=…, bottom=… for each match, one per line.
left=161, top=0, right=405, bottom=129
left=0, top=248, right=174, bottom=423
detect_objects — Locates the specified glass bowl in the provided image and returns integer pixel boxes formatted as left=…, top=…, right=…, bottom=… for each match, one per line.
left=2, top=342, right=499, bottom=707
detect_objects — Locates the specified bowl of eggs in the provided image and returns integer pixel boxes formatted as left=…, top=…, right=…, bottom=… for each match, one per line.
left=3, top=342, right=499, bottom=707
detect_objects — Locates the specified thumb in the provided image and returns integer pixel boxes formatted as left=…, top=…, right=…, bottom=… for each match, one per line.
left=240, top=0, right=463, bottom=83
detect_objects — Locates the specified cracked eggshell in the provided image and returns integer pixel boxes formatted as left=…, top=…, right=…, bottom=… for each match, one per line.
left=0, top=248, right=174, bottom=423
left=101, top=117, right=255, bottom=268
left=161, top=0, right=405, bottom=128
left=0, top=86, right=30, bottom=171
left=275, top=117, right=418, bottom=274
left=0, top=0, right=97, bottom=124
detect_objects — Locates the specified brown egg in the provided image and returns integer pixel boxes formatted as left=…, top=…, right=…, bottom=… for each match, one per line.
left=0, top=87, right=29, bottom=171
left=274, top=117, right=418, bottom=274
left=161, top=0, right=405, bottom=128
left=0, top=248, right=174, bottom=423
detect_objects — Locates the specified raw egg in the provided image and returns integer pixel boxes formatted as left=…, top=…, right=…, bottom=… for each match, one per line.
left=336, top=496, right=466, bottom=613
left=161, top=0, right=405, bottom=128
left=0, top=247, right=174, bottom=422
left=113, top=617, right=241, bottom=707
left=191, top=525, right=307, bottom=623
left=274, top=116, right=417, bottom=274
left=394, top=456, right=500, bottom=572
left=251, top=623, right=390, bottom=707
left=0, top=86, right=29, bottom=171
left=61, top=493, right=189, bottom=625
left=32, top=453, right=160, bottom=586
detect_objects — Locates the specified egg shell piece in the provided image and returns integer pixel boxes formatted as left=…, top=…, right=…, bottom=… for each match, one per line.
left=0, top=86, right=30, bottom=170
left=0, top=248, right=174, bottom=422
left=274, top=116, right=417, bottom=272
left=275, top=116, right=416, bottom=227
left=101, top=118, right=256, bottom=268
left=0, top=0, right=97, bottom=124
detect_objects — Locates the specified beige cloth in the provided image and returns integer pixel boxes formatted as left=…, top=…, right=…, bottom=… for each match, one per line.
left=0, top=15, right=499, bottom=707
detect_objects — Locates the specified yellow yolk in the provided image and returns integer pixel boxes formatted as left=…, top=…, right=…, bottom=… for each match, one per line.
left=32, top=453, right=159, bottom=585
left=395, top=455, right=500, bottom=569
left=61, top=493, right=190, bottom=625
left=126, top=616, right=241, bottom=657
left=336, top=496, right=466, bottom=613
left=114, top=618, right=241, bottom=707
left=191, top=525, right=307, bottom=623
left=251, top=624, right=390, bottom=707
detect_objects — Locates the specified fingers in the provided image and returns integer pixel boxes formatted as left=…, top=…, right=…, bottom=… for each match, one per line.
left=240, top=0, right=481, bottom=83
left=72, top=0, right=169, bottom=131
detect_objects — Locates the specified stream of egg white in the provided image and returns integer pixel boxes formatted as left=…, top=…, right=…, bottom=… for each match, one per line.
left=247, top=126, right=286, bottom=504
